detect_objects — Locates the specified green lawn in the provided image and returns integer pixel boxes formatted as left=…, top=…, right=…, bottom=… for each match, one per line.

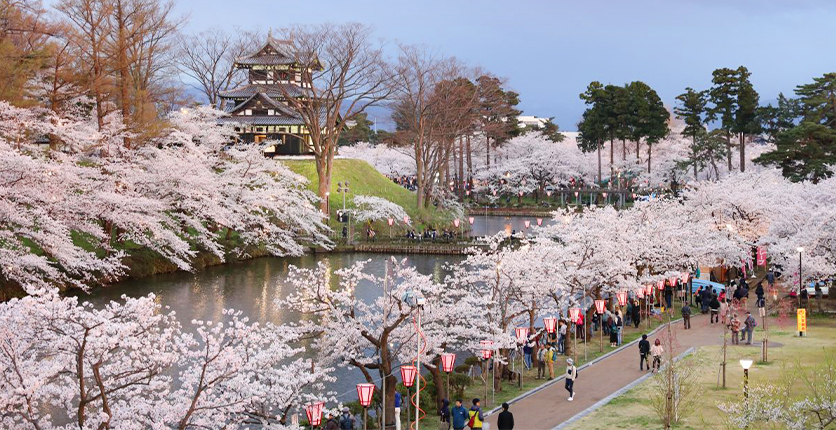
left=282, top=159, right=455, bottom=232
left=565, top=317, right=836, bottom=430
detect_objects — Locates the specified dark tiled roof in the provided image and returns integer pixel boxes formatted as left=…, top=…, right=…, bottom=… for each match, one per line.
left=236, top=55, right=296, bottom=66
left=219, top=83, right=310, bottom=99
left=218, top=116, right=306, bottom=126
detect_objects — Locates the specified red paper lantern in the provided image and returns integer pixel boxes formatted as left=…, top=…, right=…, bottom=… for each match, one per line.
left=400, top=365, right=417, bottom=388
left=453, top=219, right=460, bottom=228
left=645, top=284, right=654, bottom=296
left=616, top=291, right=627, bottom=306
left=543, top=317, right=557, bottom=334
left=403, top=215, right=410, bottom=224
left=441, top=353, right=456, bottom=373
left=387, top=217, right=394, bottom=226
left=466, top=190, right=471, bottom=196
left=492, top=190, right=497, bottom=196
left=602, top=192, right=608, bottom=198
left=524, top=220, right=531, bottom=229
left=356, top=383, right=375, bottom=407
left=635, top=287, right=645, bottom=299
left=669, top=277, right=678, bottom=287
left=305, top=402, right=325, bottom=427
left=468, top=216, right=475, bottom=225
left=547, top=190, right=552, bottom=197
left=680, top=272, right=690, bottom=283
left=569, top=307, right=581, bottom=323
left=536, top=218, right=543, bottom=226
left=594, top=299, right=606, bottom=314
left=657, top=279, right=665, bottom=290
left=480, top=340, right=494, bottom=359
left=515, top=327, right=529, bottom=343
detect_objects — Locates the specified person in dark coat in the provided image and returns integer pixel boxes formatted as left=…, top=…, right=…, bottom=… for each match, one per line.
left=451, top=399, right=468, bottom=430
left=631, top=300, right=641, bottom=328
left=497, top=402, right=514, bottom=430
left=755, top=282, right=764, bottom=301
left=638, top=334, right=651, bottom=371
left=439, top=398, right=451, bottom=430
left=709, top=294, right=721, bottom=324
left=609, top=318, right=618, bottom=347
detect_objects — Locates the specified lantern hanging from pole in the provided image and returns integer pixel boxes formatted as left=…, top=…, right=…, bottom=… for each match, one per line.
left=645, top=284, right=654, bottom=296
left=543, top=317, right=557, bottom=334
left=466, top=190, right=471, bottom=196
left=524, top=220, right=531, bottom=229
left=468, top=216, right=475, bottom=225
left=616, top=291, right=628, bottom=307
left=657, top=279, right=665, bottom=290
left=305, top=402, right=325, bottom=427
left=680, top=272, right=690, bottom=283
left=356, top=383, right=375, bottom=407
left=536, top=218, right=543, bottom=226
left=453, top=218, right=460, bottom=228
left=569, top=307, right=581, bottom=323
left=594, top=299, right=606, bottom=314
left=669, top=276, right=678, bottom=287
left=515, top=327, right=529, bottom=343
left=492, top=190, right=497, bottom=196
left=400, top=365, right=417, bottom=387
left=403, top=215, right=410, bottom=224
left=480, top=340, right=494, bottom=359
left=387, top=217, right=394, bottom=226
left=635, top=287, right=645, bottom=299
left=440, top=353, right=456, bottom=373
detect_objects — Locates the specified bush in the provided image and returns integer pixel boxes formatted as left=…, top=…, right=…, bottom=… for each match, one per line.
left=449, top=373, right=472, bottom=400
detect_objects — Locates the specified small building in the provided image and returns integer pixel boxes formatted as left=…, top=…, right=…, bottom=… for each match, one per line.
left=517, top=115, right=549, bottom=129
left=218, top=38, right=316, bottom=156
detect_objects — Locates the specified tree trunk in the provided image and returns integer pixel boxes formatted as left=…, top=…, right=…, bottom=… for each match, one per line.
left=647, top=144, right=652, bottom=174
left=597, top=140, right=602, bottom=186
left=458, top=137, right=465, bottom=199
left=609, top=135, right=614, bottom=183
left=425, top=357, right=446, bottom=412
left=485, top=137, right=491, bottom=168
left=622, top=139, right=626, bottom=160
left=636, top=139, right=641, bottom=162
left=739, top=132, right=746, bottom=173
left=725, top=132, right=732, bottom=172
left=466, top=135, right=473, bottom=182
left=315, top=154, right=333, bottom=214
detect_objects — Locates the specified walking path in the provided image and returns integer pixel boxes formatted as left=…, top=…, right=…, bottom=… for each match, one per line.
left=485, top=296, right=770, bottom=430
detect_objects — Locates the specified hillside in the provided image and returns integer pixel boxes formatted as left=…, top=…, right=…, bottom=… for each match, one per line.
left=283, top=158, right=449, bottom=228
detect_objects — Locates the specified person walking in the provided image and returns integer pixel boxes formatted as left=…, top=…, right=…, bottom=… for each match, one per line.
left=625, top=301, right=633, bottom=327
left=536, top=344, right=546, bottom=379
left=639, top=334, right=651, bottom=371
left=709, top=294, right=721, bottom=324
left=558, top=320, right=567, bottom=354
left=757, top=296, right=766, bottom=318
left=394, top=392, right=402, bottom=430
left=664, top=284, right=673, bottom=309
left=815, top=283, right=824, bottom=313
left=324, top=413, right=340, bottom=430
left=742, top=311, right=757, bottom=345
left=701, top=287, right=711, bottom=314
left=565, top=358, right=578, bottom=401
left=451, top=399, right=468, bottom=430
left=681, top=302, right=692, bottom=329
left=439, top=399, right=451, bottom=430
left=339, top=407, right=355, bottom=430
left=497, top=402, right=514, bottom=430
left=755, top=282, right=764, bottom=302
left=650, top=339, right=664, bottom=373
left=615, top=310, right=624, bottom=346
left=720, top=299, right=730, bottom=325
left=609, top=317, right=618, bottom=347
left=522, top=342, right=533, bottom=369
left=467, top=399, right=484, bottom=430
left=766, top=268, right=775, bottom=289
left=729, top=313, right=741, bottom=345
left=631, top=300, right=641, bottom=328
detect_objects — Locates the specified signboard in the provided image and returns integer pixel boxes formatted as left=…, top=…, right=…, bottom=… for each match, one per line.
left=757, top=247, right=767, bottom=266
left=797, top=309, right=807, bottom=334
left=698, top=266, right=710, bottom=281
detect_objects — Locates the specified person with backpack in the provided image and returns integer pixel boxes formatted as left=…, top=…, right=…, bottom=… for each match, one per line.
left=638, top=334, right=651, bottom=371
left=545, top=344, right=556, bottom=379
left=497, top=402, right=514, bottom=430
left=650, top=339, right=664, bottom=372
left=439, top=398, right=451, bottom=430
left=681, top=302, right=692, bottom=329
left=324, top=412, right=340, bottom=430
left=565, top=358, right=578, bottom=401
left=608, top=317, right=618, bottom=347
left=742, top=311, right=757, bottom=345
left=339, top=407, right=355, bottom=430
left=467, top=399, right=484, bottom=430
left=536, top=344, right=546, bottom=379
left=451, top=399, right=468, bottom=430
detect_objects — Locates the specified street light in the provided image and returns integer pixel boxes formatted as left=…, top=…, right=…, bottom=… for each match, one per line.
left=740, top=359, right=753, bottom=399
left=515, top=327, right=529, bottom=387
left=305, top=402, right=325, bottom=429
left=440, top=353, right=455, bottom=399
left=388, top=217, right=394, bottom=238
left=797, top=246, right=804, bottom=312
left=480, top=340, right=494, bottom=407
left=356, top=383, right=375, bottom=430
left=401, top=364, right=417, bottom=430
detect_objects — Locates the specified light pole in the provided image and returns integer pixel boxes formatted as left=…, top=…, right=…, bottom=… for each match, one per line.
left=740, top=359, right=753, bottom=400
left=338, top=182, right=350, bottom=243
left=797, top=246, right=804, bottom=312
left=357, top=383, right=375, bottom=430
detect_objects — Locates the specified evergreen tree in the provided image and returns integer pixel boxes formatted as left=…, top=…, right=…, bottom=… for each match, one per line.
left=538, top=117, right=565, bottom=142
left=733, top=67, right=760, bottom=172
left=674, top=87, right=708, bottom=179
left=757, top=93, right=800, bottom=143
left=708, top=68, right=740, bottom=171
left=756, top=73, right=836, bottom=183
left=625, top=81, right=669, bottom=173
left=578, top=81, right=607, bottom=185
left=477, top=75, right=521, bottom=167
left=338, top=112, right=376, bottom=146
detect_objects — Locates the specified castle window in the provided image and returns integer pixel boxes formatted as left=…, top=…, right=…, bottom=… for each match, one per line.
left=245, top=109, right=252, bottom=116
left=268, top=109, right=274, bottom=115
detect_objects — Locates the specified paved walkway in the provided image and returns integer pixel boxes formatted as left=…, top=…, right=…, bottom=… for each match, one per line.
left=486, top=298, right=770, bottom=430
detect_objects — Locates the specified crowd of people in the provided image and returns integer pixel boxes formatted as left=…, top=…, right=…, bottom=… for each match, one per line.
left=389, top=175, right=418, bottom=191
left=404, top=228, right=458, bottom=242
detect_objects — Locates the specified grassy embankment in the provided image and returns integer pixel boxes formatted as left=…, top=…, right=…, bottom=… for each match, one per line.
left=283, top=159, right=457, bottom=236
left=565, top=315, right=836, bottom=430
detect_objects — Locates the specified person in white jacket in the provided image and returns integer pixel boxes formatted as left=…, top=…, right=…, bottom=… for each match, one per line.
left=650, top=338, right=664, bottom=372
left=565, top=358, right=578, bottom=401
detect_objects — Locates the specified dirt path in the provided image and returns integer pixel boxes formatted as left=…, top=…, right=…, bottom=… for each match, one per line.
left=486, top=301, right=767, bottom=430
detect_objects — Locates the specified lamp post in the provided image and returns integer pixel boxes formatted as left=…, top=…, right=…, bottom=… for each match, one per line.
left=480, top=340, right=493, bottom=407
left=388, top=217, right=394, bottom=239
left=357, top=383, right=376, bottom=430
left=740, top=359, right=753, bottom=400
left=325, top=192, right=331, bottom=219
left=569, top=307, right=580, bottom=365
left=305, top=402, right=324, bottom=429
left=453, top=218, right=461, bottom=238
left=797, top=246, right=804, bottom=312
left=401, top=365, right=417, bottom=430
left=468, top=216, right=475, bottom=238
left=440, top=353, right=455, bottom=401
left=515, top=327, right=529, bottom=387
left=337, top=182, right=349, bottom=211
left=595, top=299, right=605, bottom=352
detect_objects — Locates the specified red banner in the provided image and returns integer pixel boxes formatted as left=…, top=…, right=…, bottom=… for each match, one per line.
left=757, top=247, right=767, bottom=266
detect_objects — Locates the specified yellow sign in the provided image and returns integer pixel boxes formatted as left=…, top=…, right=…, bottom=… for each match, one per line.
left=797, top=309, right=807, bottom=333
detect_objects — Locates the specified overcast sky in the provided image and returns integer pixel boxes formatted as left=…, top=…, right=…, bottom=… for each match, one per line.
left=176, top=0, right=836, bottom=130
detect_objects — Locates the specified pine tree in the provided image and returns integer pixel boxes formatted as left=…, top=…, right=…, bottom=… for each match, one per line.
left=625, top=81, right=669, bottom=174
left=733, top=67, right=760, bottom=172
left=757, top=93, right=800, bottom=143
left=578, top=82, right=607, bottom=185
left=674, top=88, right=708, bottom=180
left=708, top=68, right=740, bottom=172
